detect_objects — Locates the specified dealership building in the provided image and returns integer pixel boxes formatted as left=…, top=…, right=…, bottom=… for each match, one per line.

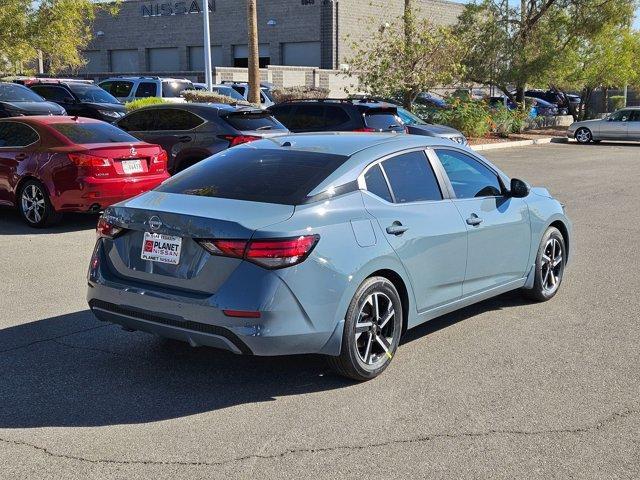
left=80, top=0, right=464, bottom=76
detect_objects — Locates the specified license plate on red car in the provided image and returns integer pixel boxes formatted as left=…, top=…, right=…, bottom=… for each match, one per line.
left=141, top=232, right=182, bottom=265
left=122, top=159, right=144, bottom=174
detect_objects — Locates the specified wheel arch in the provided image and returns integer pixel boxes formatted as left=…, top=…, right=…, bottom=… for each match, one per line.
left=549, top=219, right=570, bottom=262
left=14, top=175, right=51, bottom=206
left=367, top=268, right=410, bottom=336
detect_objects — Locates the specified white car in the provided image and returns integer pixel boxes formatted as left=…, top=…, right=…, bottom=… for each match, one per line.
left=98, top=76, right=193, bottom=103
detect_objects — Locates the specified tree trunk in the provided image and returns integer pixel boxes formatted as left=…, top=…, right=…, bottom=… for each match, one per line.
left=246, top=0, right=260, bottom=105
left=601, top=87, right=609, bottom=114
left=515, top=85, right=525, bottom=105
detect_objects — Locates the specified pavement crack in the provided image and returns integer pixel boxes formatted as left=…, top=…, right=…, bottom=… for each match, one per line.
left=0, top=324, right=110, bottom=356
left=51, top=338, right=147, bottom=361
left=0, top=407, right=637, bottom=468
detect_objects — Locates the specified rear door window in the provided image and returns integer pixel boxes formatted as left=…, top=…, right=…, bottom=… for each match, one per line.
left=288, top=105, right=325, bottom=131
left=156, top=148, right=349, bottom=205
left=381, top=151, right=442, bottom=203
left=223, top=112, right=285, bottom=131
left=154, top=108, right=203, bottom=131
left=363, top=164, right=393, bottom=203
left=268, top=105, right=295, bottom=127
left=104, top=81, right=134, bottom=98
left=161, top=80, right=192, bottom=98
left=51, top=123, right=138, bottom=144
left=116, top=109, right=159, bottom=131
left=135, top=82, right=158, bottom=98
left=364, top=111, right=403, bottom=132
left=0, top=122, right=39, bottom=147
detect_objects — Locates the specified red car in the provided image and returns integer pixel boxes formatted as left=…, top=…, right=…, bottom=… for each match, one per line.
left=0, top=116, right=169, bottom=227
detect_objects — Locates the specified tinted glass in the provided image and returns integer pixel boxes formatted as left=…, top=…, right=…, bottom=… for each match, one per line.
left=288, top=105, right=325, bottom=131
left=30, top=86, right=74, bottom=103
left=324, top=106, right=350, bottom=128
left=630, top=110, right=640, bottom=121
left=223, top=112, right=285, bottom=131
left=102, top=81, right=133, bottom=98
left=117, top=110, right=158, bottom=131
left=161, top=80, right=192, bottom=98
left=436, top=149, right=502, bottom=199
left=364, top=112, right=403, bottom=132
left=154, top=109, right=203, bottom=130
left=364, top=164, right=393, bottom=202
left=0, top=122, right=39, bottom=147
left=382, top=151, right=442, bottom=203
left=211, top=86, right=245, bottom=101
left=609, top=110, right=631, bottom=122
left=50, top=123, right=138, bottom=144
left=268, top=105, right=295, bottom=127
left=67, top=83, right=119, bottom=104
left=135, top=82, right=158, bottom=98
left=157, top=148, right=349, bottom=205
left=0, top=83, right=45, bottom=102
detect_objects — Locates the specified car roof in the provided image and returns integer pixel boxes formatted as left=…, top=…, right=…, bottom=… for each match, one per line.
left=272, top=99, right=397, bottom=110
left=123, top=102, right=261, bottom=118
left=0, top=115, right=104, bottom=125
left=99, top=77, right=191, bottom=82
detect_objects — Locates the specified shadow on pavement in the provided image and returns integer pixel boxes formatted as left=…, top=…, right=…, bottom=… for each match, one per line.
left=0, top=292, right=529, bottom=429
left=0, top=207, right=99, bottom=235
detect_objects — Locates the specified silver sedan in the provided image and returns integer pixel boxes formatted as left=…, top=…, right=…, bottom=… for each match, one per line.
left=568, top=107, right=640, bottom=143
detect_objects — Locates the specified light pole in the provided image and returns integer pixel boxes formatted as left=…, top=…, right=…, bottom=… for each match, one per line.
left=202, top=0, right=213, bottom=91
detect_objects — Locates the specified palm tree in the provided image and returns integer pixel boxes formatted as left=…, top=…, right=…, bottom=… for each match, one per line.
left=247, top=0, right=260, bottom=104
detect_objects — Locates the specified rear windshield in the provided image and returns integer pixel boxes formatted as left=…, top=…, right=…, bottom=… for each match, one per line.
left=364, top=111, right=403, bottom=132
left=50, top=122, right=139, bottom=144
left=156, top=148, right=349, bottom=205
left=162, top=80, right=193, bottom=98
left=223, top=112, right=286, bottom=132
left=0, top=83, right=45, bottom=102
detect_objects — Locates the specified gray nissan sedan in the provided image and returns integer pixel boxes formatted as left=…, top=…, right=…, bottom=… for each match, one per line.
left=87, top=133, right=571, bottom=380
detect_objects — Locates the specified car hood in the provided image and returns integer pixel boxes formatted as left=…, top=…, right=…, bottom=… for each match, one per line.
left=407, top=123, right=463, bottom=137
left=84, top=102, right=125, bottom=112
left=0, top=100, right=65, bottom=115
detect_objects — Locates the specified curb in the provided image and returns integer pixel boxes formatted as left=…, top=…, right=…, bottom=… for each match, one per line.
left=471, top=137, right=568, bottom=151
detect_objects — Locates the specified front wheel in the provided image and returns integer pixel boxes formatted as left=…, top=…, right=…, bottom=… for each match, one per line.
left=575, top=127, right=592, bottom=144
left=18, top=180, right=62, bottom=228
left=327, top=277, right=403, bottom=381
left=523, top=227, right=566, bottom=302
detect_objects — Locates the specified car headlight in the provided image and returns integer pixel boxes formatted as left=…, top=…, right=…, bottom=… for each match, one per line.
left=98, top=109, right=123, bottom=119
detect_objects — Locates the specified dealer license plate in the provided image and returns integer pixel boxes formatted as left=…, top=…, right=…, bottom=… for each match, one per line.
left=122, top=159, right=144, bottom=174
left=141, top=232, right=182, bottom=265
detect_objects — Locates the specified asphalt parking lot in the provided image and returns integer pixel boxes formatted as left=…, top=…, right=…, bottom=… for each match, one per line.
left=0, top=142, right=638, bottom=479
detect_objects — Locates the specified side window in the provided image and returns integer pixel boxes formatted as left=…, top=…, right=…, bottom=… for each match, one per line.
left=154, top=109, right=203, bottom=131
left=289, top=105, right=325, bottom=131
left=0, top=122, right=39, bottom=148
left=381, top=151, right=442, bottom=203
left=435, top=149, right=503, bottom=199
left=363, top=164, right=393, bottom=203
left=324, top=106, right=350, bottom=128
left=609, top=110, right=630, bottom=122
left=630, top=110, right=640, bottom=121
left=99, top=82, right=112, bottom=94
left=111, top=81, right=134, bottom=98
left=268, top=105, right=294, bottom=127
left=135, top=82, right=158, bottom=98
left=117, top=110, right=158, bottom=132
left=31, top=86, right=74, bottom=103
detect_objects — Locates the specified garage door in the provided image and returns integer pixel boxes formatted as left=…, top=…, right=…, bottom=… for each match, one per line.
left=81, top=51, right=103, bottom=73
left=110, top=49, right=138, bottom=73
left=233, top=44, right=270, bottom=68
left=148, top=47, right=180, bottom=72
left=188, top=46, right=224, bottom=70
left=282, top=42, right=321, bottom=67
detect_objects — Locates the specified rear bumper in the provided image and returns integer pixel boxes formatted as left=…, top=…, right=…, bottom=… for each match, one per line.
left=52, top=173, right=169, bottom=212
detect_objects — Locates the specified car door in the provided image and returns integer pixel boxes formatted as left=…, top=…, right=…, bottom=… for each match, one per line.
left=431, top=148, right=531, bottom=296
left=626, top=110, right=640, bottom=141
left=599, top=109, right=630, bottom=140
left=0, top=121, right=39, bottom=206
left=360, top=149, right=468, bottom=312
left=133, top=82, right=158, bottom=99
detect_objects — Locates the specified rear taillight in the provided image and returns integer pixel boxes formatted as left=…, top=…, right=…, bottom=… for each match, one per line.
left=152, top=149, right=168, bottom=165
left=68, top=153, right=111, bottom=168
left=197, top=235, right=319, bottom=269
left=96, top=217, right=123, bottom=239
left=219, top=135, right=261, bottom=147
left=353, top=127, right=377, bottom=132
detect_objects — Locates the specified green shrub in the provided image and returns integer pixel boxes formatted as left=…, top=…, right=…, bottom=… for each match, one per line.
left=609, top=95, right=625, bottom=111
left=489, top=106, right=528, bottom=136
left=432, top=98, right=491, bottom=138
left=125, top=97, right=167, bottom=112
left=270, top=86, right=329, bottom=103
left=182, top=89, right=251, bottom=105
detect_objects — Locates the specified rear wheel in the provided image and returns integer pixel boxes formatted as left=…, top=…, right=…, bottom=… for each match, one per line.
left=18, top=180, right=61, bottom=228
left=575, top=127, right=592, bottom=144
left=328, top=277, right=403, bottom=381
left=523, top=227, right=566, bottom=302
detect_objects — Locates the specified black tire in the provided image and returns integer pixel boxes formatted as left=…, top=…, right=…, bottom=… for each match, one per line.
left=575, top=127, right=592, bottom=144
left=328, top=276, right=403, bottom=381
left=17, top=180, right=62, bottom=228
left=522, top=227, right=566, bottom=302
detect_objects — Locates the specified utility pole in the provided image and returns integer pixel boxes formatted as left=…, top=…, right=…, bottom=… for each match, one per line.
left=247, top=0, right=261, bottom=104
left=202, top=0, right=213, bottom=91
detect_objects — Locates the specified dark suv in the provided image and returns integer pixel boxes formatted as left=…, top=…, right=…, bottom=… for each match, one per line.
left=115, top=103, right=288, bottom=173
left=28, top=81, right=125, bottom=122
left=267, top=99, right=405, bottom=133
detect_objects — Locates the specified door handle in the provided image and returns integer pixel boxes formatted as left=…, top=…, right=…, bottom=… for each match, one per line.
left=386, top=221, right=408, bottom=236
left=178, top=135, right=192, bottom=143
left=15, top=153, right=27, bottom=161
left=466, top=214, right=483, bottom=226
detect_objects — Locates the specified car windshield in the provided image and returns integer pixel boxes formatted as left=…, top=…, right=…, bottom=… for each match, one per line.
left=68, top=84, right=120, bottom=104
left=211, top=86, right=245, bottom=101
left=156, top=148, right=349, bottom=205
left=162, top=80, right=193, bottom=98
left=50, top=122, right=139, bottom=144
left=0, top=83, right=45, bottom=102
left=396, top=107, right=427, bottom=125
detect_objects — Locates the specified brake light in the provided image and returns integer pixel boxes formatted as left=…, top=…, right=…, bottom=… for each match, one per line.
left=68, top=153, right=111, bottom=167
left=96, top=217, right=123, bottom=239
left=219, top=135, right=261, bottom=147
left=197, top=235, right=319, bottom=269
left=354, top=127, right=377, bottom=132
left=152, top=149, right=168, bottom=164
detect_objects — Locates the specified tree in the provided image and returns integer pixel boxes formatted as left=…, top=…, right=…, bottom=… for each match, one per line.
left=455, top=0, right=636, bottom=104
left=0, top=0, right=119, bottom=75
left=347, top=11, right=463, bottom=110
left=246, top=0, right=261, bottom=104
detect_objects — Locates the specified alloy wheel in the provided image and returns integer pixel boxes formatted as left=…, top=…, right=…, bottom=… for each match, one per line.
left=21, top=184, right=46, bottom=224
left=354, top=292, right=397, bottom=367
left=541, top=237, right=564, bottom=294
left=575, top=128, right=591, bottom=144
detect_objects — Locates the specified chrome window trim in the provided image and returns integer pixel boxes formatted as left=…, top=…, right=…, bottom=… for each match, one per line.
left=0, top=121, right=41, bottom=149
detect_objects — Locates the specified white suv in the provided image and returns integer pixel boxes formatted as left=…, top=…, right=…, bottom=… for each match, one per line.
left=224, top=82, right=275, bottom=108
left=98, top=77, right=193, bottom=103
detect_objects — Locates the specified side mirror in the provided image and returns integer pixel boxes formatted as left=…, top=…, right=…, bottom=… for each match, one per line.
left=509, top=178, right=530, bottom=198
